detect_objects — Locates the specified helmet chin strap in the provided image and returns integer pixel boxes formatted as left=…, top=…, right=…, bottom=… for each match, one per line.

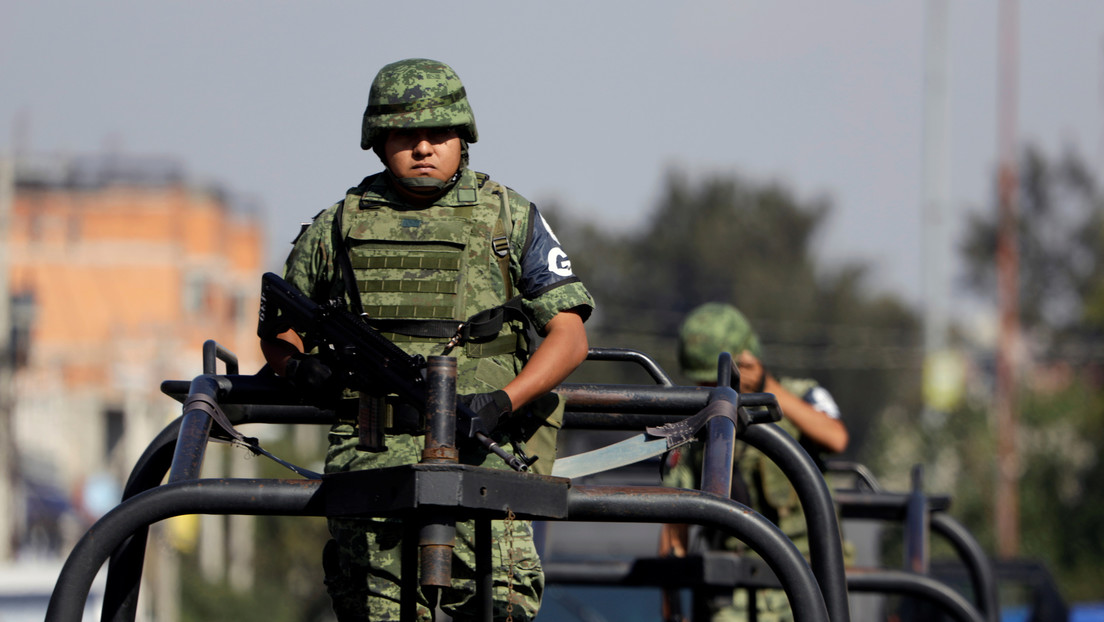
left=381, top=140, right=469, bottom=198
left=392, top=174, right=450, bottom=195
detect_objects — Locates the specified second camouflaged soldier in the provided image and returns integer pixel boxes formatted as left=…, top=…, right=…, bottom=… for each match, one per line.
left=260, top=58, right=594, bottom=621
left=659, top=303, right=847, bottom=622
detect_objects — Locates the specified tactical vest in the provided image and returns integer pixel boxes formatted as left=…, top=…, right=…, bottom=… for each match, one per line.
left=331, top=171, right=566, bottom=475
left=335, top=171, right=527, bottom=370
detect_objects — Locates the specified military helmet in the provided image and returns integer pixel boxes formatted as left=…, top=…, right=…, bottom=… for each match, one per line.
left=361, top=58, right=478, bottom=150
left=678, top=303, right=762, bottom=383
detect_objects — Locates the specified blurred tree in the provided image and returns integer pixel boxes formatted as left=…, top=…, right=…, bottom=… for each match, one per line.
left=547, top=168, right=922, bottom=460
left=962, top=144, right=1104, bottom=338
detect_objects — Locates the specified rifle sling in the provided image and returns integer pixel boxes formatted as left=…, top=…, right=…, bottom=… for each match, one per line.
left=644, top=398, right=745, bottom=449
left=183, top=392, right=323, bottom=480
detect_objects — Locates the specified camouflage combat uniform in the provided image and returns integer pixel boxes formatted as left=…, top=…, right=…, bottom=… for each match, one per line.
left=281, top=58, right=594, bottom=621
left=283, top=170, right=592, bottom=621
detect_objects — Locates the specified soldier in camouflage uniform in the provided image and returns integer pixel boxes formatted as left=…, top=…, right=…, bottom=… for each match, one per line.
left=260, top=58, right=594, bottom=621
left=658, top=303, right=847, bottom=622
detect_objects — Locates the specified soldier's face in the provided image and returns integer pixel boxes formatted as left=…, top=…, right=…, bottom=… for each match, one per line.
left=736, top=350, right=764, bottom=393
left=383, top=128, right=462, bottom=182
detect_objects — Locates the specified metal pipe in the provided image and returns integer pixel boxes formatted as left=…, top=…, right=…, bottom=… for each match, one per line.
left=419, top=356, right=458, bottom=588
left=566, top=485, right=830, bottom=622
left=835, top=490, right=951, bottom=519
left=102, top=417, right=183, bottom=622
left=700, top=387, right=740, bottom=498
left=716, top=351, right=737, bottom=389
left=584, top=347, right=676, bottom=386
left=476, top=518, right=492, bottom=622
left=932, top=513, right=999, bottom=622
left=422, top=356, right=458, bottom=463
left=741, top=423, right=850, bottom=622
left=48, top=478, right=325, bottom=622
left=160, top=374, right=302, bottom=405
left=847, top=570, right=985, bottom=622
left=202, top=339, right=239, bottom=375
left=822, top=459, right=884, bottom=492
left=557, top=383, right=778, bottom=413
left=558, top=383, right=711, bottom=412
left=167, top=375, right=222, bottom=482
left=905, top=465, right=930, bottom=574
left=701, top=417, right=737, bottom=498
left=835, top=491, right=997, bottom=622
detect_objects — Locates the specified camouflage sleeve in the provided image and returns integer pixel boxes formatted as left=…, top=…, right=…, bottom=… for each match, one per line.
left=780, top=377, right=842, bottom=421
left=281, top=203, right=344, bottom=303
left=660, top=445, right=701, bottom=490
left=508, top=198, right=596, bottom=331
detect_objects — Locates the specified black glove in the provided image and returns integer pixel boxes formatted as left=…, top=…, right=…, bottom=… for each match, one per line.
left=284, top=353, right=335, bottom=399
left=458, top=390, right=512, bottom=437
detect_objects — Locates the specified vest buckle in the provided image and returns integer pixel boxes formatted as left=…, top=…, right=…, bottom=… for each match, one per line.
left=442, top=322, right=468, bottom=354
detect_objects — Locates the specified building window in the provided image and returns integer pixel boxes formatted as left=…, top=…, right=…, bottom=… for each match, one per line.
left=183, top=273, right=206, bottom=315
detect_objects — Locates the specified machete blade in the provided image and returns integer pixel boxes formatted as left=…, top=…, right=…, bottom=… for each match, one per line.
left=551, top=433, right=682, bottom=479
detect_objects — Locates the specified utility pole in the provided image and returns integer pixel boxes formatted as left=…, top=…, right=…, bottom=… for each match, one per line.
left=994, top=0, right=1021, bottom=560
left=921, top=0, right=955, bottom=417
left=922, top=0, right=950, bottom=360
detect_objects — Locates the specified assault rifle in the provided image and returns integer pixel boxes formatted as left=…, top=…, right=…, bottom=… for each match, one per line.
left=257, top=271, right=533, bottom=472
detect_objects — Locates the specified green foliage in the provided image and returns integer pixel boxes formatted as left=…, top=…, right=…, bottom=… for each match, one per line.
left=869, top=373, right=1104, bottom=602
left=1018, top=382, right=1104, bottom=601
left=962, top=144, right=1104, bottom=335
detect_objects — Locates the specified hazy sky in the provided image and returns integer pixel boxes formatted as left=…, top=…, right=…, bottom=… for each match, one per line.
left=4, top=1, right=1103, bottom=318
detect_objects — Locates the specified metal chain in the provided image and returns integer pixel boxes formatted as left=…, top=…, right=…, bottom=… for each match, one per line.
left=504, top=507, right=517, bottom=622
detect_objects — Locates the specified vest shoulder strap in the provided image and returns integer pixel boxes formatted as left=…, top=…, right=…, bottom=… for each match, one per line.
left=489, top=180, right=514, bottom=299
left=332, top=197, right=364, bottom=315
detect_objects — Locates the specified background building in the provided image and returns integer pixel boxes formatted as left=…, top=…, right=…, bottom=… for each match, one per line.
left=0, top=152, right=266, bottom=619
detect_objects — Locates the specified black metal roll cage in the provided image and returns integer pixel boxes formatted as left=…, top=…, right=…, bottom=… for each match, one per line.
left=46, top=342, right=996, bottom=622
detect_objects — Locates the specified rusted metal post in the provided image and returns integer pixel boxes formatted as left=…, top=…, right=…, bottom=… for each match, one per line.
left=701, top=385, right=740, bottom=498
left=419, top=356, right=459, bottom=588
left=167, top=375, right=219, bottom=483
left=994, top=0, right=1022, bottom=560
left=905, top=464, right=930, bottom=573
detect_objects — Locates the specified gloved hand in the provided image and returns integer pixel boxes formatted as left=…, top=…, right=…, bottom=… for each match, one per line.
left=458, top=390, right=513, bottom=437
left=284, top=353, right=336, bottom=400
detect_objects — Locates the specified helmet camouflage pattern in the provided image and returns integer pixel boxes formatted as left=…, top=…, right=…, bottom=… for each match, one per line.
left=361, top=58, right=478, bottom=149
left=678, top=302, right=762, bottom=383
